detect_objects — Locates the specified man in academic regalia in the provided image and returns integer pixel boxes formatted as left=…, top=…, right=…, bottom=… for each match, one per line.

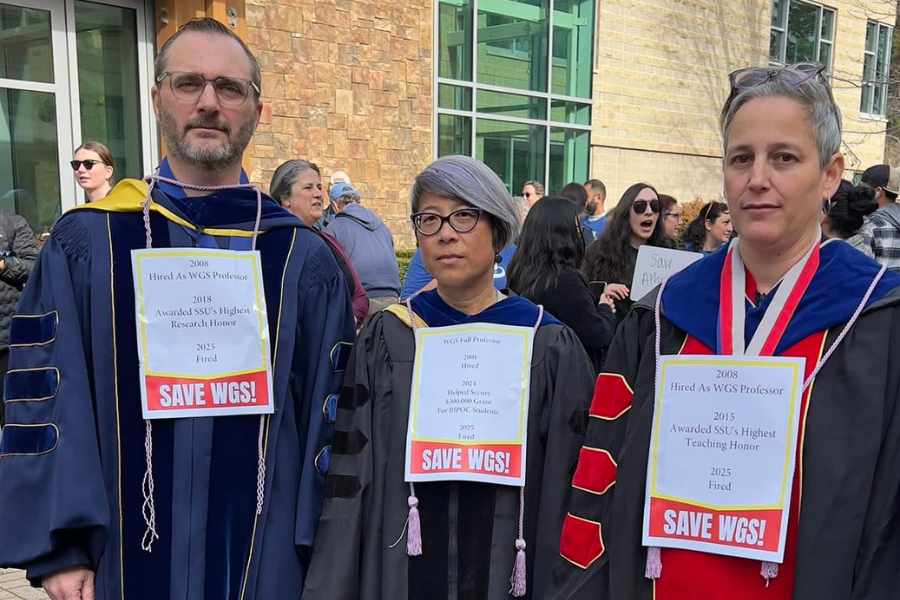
left=0, top=18, right=355, bottom=600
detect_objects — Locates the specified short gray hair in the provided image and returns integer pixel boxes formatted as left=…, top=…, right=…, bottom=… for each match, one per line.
left=270, top=160, right=319, bottom=202
left=720, top=74, right=842, bottom=170
left=334, top=193, right=359, bottom=208
left=410, top=155, right=520, bottom=249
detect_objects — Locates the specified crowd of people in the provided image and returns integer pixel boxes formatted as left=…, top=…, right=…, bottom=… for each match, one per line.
left=2, top=17, right=900, bottom=600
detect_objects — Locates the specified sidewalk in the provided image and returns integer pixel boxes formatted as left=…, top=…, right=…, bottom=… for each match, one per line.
left=0, top=570, right=47, bottom=599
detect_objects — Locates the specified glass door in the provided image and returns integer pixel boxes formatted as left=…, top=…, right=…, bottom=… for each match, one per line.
left=0, top=0, right=73, bottom=233
left=0, top=0, right=154, bottom=233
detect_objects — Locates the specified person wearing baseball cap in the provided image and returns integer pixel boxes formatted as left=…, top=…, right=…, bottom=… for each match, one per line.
left=859, top=164, right=900, bottom=271
left=325, top=183, right=402, bottom=317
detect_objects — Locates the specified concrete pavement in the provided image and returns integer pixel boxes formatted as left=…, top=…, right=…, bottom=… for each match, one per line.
left=0, top=570, right=47, bottom=599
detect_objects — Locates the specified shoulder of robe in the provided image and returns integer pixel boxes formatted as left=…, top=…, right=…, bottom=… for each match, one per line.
left=71, top=179, right=149, bottom=213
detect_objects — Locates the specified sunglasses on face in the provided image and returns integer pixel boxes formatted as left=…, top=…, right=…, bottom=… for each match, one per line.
left=411, top=208, right=483, bottom=236
left=632, top=200, right=661, bottom=214
left=70, top=160, right=105, bottom=171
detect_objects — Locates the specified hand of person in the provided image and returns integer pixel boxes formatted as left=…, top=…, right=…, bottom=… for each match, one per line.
left=598, top=292, right=616, bottom=313
left=604, top=283, right=630, bottom=300
left=43, top=567, right=95, bottom=600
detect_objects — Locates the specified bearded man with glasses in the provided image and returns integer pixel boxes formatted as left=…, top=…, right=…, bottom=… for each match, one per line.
left=0, top=18, right=355, bottom=600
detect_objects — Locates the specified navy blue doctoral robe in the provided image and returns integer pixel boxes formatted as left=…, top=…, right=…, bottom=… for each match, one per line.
left=0, top=175, right=356, bottom=599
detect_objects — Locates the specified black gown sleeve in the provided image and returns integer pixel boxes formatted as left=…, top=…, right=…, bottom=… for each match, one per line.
left=530, top=325, right=597, bottom=598
left=548, top=304, right=656, bottom=599
left=302, top=314, right=388, bottom=600
left=852, top=347, right=900, bottom=598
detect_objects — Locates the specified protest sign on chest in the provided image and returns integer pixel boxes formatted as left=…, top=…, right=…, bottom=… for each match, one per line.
left=132, top=248, right=275, bottom=419
left=642, top=355, right=804, bottom=562
left=404, top=322, right=535, bottom=487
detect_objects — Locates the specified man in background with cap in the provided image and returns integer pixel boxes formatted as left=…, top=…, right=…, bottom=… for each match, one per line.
left=860, top=164, right=900, bottom=272
left=318, top=170, right=351, bottom=230
left=325, top=183, right=402, bottom=318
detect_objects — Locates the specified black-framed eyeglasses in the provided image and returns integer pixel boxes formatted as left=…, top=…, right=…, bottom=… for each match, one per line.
left=70, top=160, right=105, bottom=171
left=156, top=71, right=260, bottom=106
left=411, top=208, right=483, bottom=236
left=665, top=211, right=683, bottom=219
left=728, top=62, right=825, bottom=93
left=632, top=200, right=661, bottom=214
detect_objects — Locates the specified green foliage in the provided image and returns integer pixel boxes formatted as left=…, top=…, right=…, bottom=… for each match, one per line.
left=396, top=249, right=416, bottom=282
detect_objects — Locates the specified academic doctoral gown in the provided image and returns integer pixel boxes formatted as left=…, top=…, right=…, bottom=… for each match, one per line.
left=0, top=173, right=356, bottom=599
left=303, top=290, right=596, bottom=600
left=550, top=239, right=900, bottom=600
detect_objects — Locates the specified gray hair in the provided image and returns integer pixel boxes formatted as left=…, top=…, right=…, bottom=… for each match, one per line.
left=511, top=195, right=529, bottom=227
left=720, top=75, right=842, bottom=170
left=270, top=160, right=319, bottom=202
left=410, top=155, right=520, bottom=249
left=523, top=180, right=545, bottom=195
left=155, top=18, right=262, bottom=101
left=334, top=193, right=359, bottom=208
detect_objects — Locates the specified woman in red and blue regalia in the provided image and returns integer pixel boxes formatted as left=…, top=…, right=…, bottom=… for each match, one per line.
left=550, top=62, right=900, bottom=599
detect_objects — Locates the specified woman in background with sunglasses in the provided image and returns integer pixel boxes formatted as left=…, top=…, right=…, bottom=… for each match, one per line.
left=582, top=183, right=678, bottom=321
left=552, top=61, right=900, bottom=600
left=305, top=155, right=595, bottom=600
left=71, top=141, right=115, bottom=202
left=682, top=200, right=733, bottom=255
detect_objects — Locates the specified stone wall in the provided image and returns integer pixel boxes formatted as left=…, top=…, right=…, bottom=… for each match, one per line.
left=244, top=0, right=434, bottom=248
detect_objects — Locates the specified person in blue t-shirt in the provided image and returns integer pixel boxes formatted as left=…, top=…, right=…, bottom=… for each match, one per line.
left=400, top=244, right=516, bottom=300
left=582, top=179, right=608, bottom=239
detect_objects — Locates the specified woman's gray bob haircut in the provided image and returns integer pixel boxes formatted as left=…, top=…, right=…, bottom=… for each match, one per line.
left=269, top=160, right=319, bottom=202
left=410, top=155, right=520, bottom=249
left=720, top=73, right=842, bottom=170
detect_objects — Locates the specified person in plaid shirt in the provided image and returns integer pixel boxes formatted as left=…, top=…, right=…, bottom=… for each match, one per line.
left=859, top=164, right=900, bottom=272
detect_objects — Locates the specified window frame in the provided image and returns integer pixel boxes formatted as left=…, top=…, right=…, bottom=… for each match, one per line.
left=433, top=0, right=593, bottom=192
left=860, top=20, right=893, bottom=118
left=769, top=0, right=836, bottom=73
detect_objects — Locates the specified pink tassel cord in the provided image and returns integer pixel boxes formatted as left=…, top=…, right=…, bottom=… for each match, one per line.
left=509, top=539, right=527, bottom=597
left=645, top=546, right=662, bottom=579
left=406, top=495, right=422, bottom=556
left=761, top=561, right=778, bottom=586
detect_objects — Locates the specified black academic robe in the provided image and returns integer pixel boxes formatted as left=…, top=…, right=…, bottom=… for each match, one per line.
left=303, top=291, right=596, bottom=600
left=549, top=240, right=900, bottom=599
left=0, top=177, right=356, bottom=599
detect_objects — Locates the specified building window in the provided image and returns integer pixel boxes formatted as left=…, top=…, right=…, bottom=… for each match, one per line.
left=861, top=21, right=892, bottom=117
left=769, top=0, right=835, bottom=72
left=436, top=0, right=594, bottom=195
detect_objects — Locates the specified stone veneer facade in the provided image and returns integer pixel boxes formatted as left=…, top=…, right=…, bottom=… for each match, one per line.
left=244, top=0, right=434, bottom=248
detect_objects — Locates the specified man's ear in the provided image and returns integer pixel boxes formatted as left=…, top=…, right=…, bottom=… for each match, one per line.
left=151, top=86, right=161, bottom=122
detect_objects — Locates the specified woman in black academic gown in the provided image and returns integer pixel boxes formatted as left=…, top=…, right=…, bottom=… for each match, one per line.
left=551, top=62, right=900, bottom=600
left=304, top=156, right=596, bottom=600
left=508, top=196, right=616, bottom=373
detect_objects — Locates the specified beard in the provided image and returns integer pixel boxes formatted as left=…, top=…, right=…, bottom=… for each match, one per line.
left=586, top=200, right=598, bottom=214
left=158, top=104, right=256, bottom=171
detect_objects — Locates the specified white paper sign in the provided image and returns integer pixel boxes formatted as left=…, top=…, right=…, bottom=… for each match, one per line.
left=642, top=355, right=805, bottom=562
left=404, top=323, right=534, bottom=486
left=630, top=246, right=703, bottom=300
left=132, top=248, right=275, bottom=419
